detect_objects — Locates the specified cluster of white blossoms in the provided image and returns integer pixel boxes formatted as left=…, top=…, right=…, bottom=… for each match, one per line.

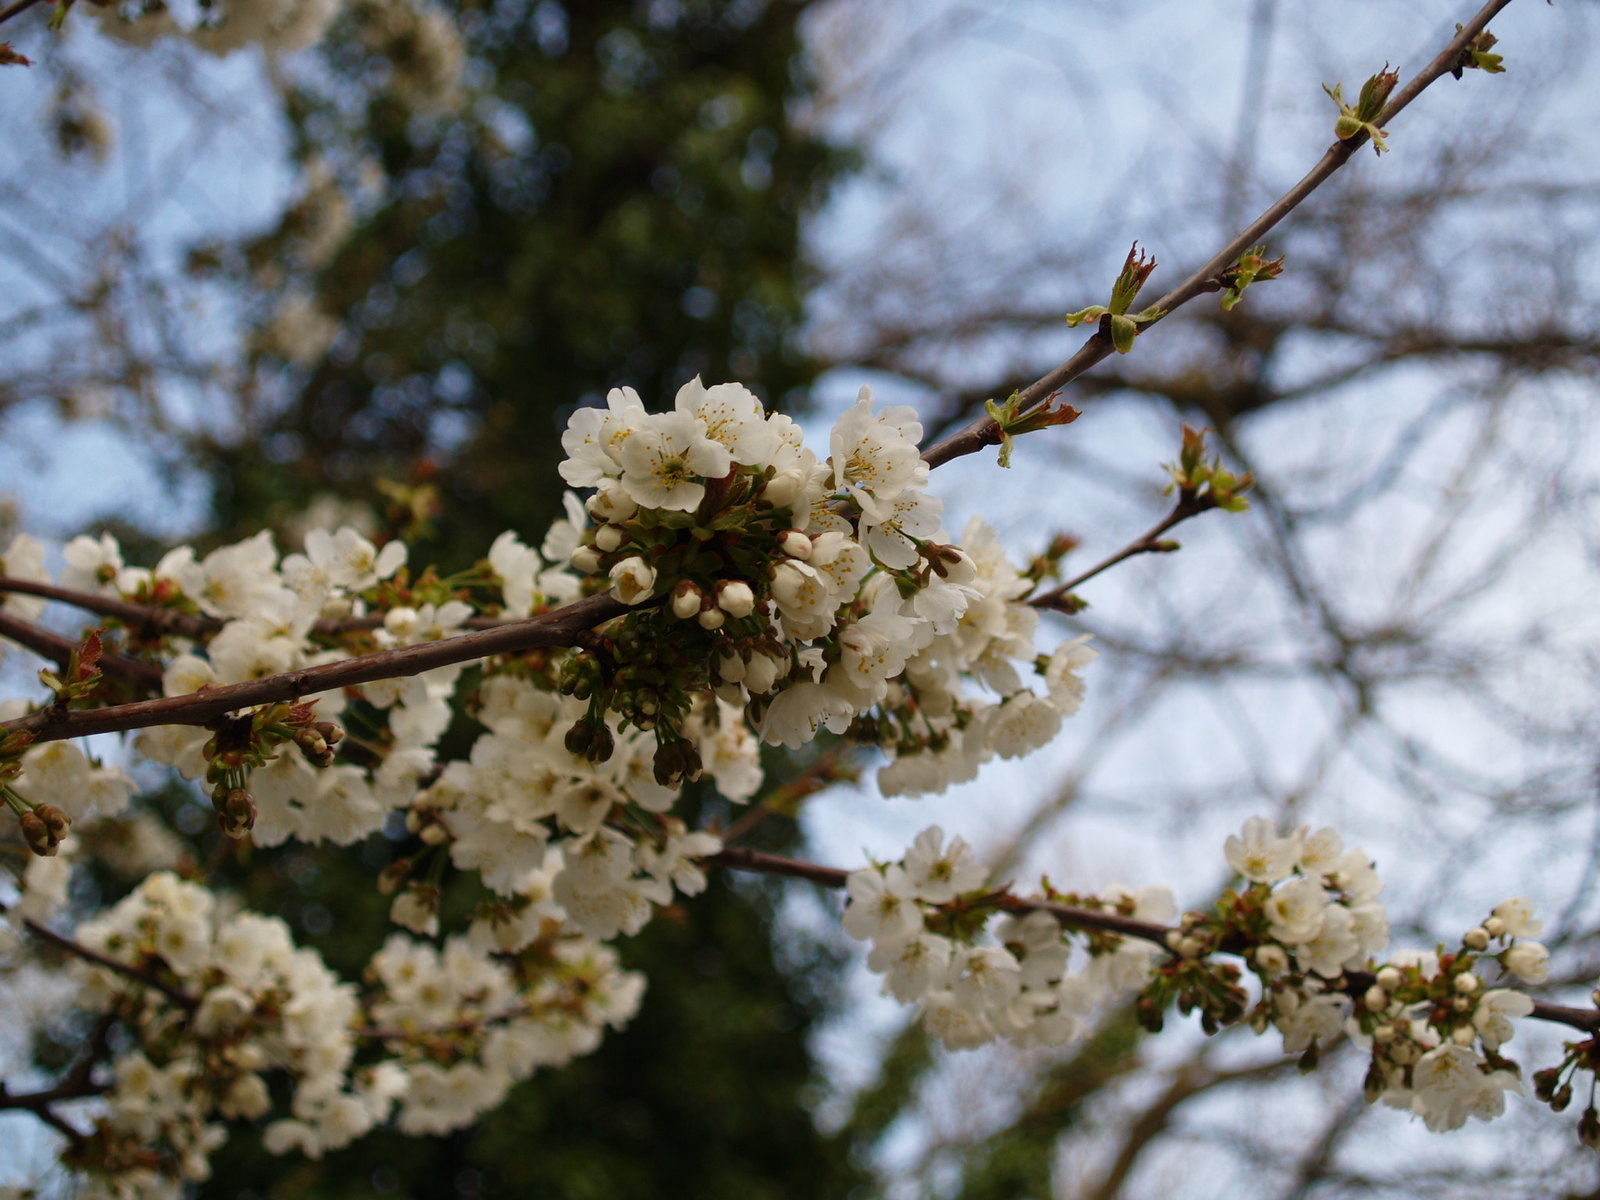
left=70, top=873, right=383, bottom=1186
left=0, top=376, right=1105, bottom=1188
left=1351, top=900, right=1546, bottom=1133
left=833, top=815, right=1571, bottom=1145
left=1217, top=819, right=1556, bottom=1135
left=4, top=376, right=1595, bottom=1190
left=841, top=826, right=1175, bottom=1050
left=554, top=379, right=1096, bottom=796
left=1225, top=817, right=1390, bottom=983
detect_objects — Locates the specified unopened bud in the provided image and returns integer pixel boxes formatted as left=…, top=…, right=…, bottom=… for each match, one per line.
left=763, top=471, right=806, bottom=510
left=716, top=580, right=756, bottom=618
left=18, top=810, right=62, bottom=856
left=569, top=545, right=603, bottom=575
left=1453, top=972, right=1480, bottom=995
left=1363, top=985, right=1389, bottom=1012
left=652, top=739, right=703, bottom=788
left=1375, top=965, right=1403, bottom=992
left=1253, top=944, right=1289, bottom=976
left=697, top=607, right=726, bottom=630
left=587, top=486, right=638, bottom=523
left=594, top=524, right=626, bottom=553
left=776, top=529, right=812, bottom=560
left=1580, top=1106, right=1600, bottom=1149
left=218, top=788, right=256, bottom=839
left=294, top=728, right=334, bottom=768
left=1463, top=927, right=1490, bottom=951
left=671, top=583, right=703, bottom=620
left=1450, top=1024, right=1476, bottom=1045
left=1483, top=916, right=1506, bottom=938
left=1363, top=1060, right=1386, bottom=1103
left=378, top=859, right=413, bottom=895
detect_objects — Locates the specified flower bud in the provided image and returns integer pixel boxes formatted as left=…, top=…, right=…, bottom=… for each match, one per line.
left=18, top=811, right=62, bottom=856
left=671, top=582, right=703, bottom=620
left=1375, top=965, right=1402, bottom=992
left=1580, top=1106, right=1600, bottom=1149
left=587, top=485, right=638, bottom=523
left=763, top=470, right=807, bottom=509
left=777, top=529, right=812, bottom=560
left=715, top=651, right=746, bottom=684
left=570, top=545, right=603, bottom=575
left=929, top=545, right=977, bottom=585
left=716, top=580, right=756, bottom=618
left=594, top=524, right=626, bottom=553
left=653, top=739, right=703, bottom=788
left=1483, top=916, right=1506, bottom=938
left=1371, top=1022, right=1397, bottom=1044
left=218, top=788, right=256, bottom=839
left=1453, top=972, right=1480, bottom=995
left=742, top=649, right=786, bottom=696
left=1363, top=1061, right=1386, bottom=1102
left=378, top=859, right=413, bottom=895
left=1253, top=944, right=1289, bottom=976
left=1451, top=1024, right=1476, bottom=1045
left=1462, top=926, right=1490, bottom=951
left=1363, top=985, right=1388, bottom=1012
left=697, top=607, right=726, bottom=630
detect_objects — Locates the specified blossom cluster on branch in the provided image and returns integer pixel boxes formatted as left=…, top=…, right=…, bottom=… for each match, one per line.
left=0, top=3, right=1571, bottom=1189
left=0, top=377, right=1105, bottom=1194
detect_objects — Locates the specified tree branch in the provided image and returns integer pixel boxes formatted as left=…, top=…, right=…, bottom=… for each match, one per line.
left=0, top=0, right=45, bottom=29
left=919, top=0, right=1517, bottom=472
left=0, top=574, right=524, bottom=640
left=1029, top=493, right=1219, bottom=611
left=24, top=917, right=196, bottom=1010
left=0, top=592, right=628, bottom=744
left=704, top=843, right=1600, bottom=1035
left=0, top=609, right=166, bottom=691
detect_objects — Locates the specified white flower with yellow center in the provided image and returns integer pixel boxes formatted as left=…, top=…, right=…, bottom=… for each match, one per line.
left=618, top=410, right=731, bottom=511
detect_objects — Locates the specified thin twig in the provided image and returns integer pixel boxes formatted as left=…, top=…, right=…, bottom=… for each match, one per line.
left=0, top=0, right=45, bottom=28
left=23, top=917, right=196, bottom=1010
left=920, top=0, right=1517, bottom=472
left=0, top=576, right=218, bottom=639
left=0, top=609, right=166, bottom=691
left=1029, top=494, right=1216, bottom=610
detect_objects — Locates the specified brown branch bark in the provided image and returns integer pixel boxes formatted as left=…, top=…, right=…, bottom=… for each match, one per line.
left=0, top=0, right=45, bottom=28
left=0, top=609, right=166, bottom=691
left=0, top=574, right=523, bottom=639
left=0, top=576, right=218, bottom=639
left=0, top=593, right=627, bottom=744
left=919, top=0, right=1517, bottom=472
left=24, top=917, right=196, bottom=1010
left=1029, top=493, right=1218, bottom=610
